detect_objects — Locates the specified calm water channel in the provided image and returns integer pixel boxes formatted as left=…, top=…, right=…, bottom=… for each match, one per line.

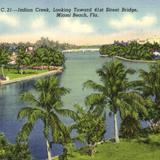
left=0, top=52, right=149, bottom=159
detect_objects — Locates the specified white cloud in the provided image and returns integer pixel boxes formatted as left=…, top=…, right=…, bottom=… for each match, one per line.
left=0, top=14, right=19, bottom=27
left=1, top=29, right=160, bottom=45
left=29, top=18, right=94, bottom=38
left=57, top=18, right=94, bottom=34
left=109, top=15, right=157, bottom=30
left=0, top=15, right=159, bottom=45
left=31, top=16, right=46, bottom=29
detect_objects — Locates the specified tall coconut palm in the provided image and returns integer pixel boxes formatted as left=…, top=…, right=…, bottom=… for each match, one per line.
left=84, top=61, right=147, bottom=143
left=17, top=76, right=76, bottom=160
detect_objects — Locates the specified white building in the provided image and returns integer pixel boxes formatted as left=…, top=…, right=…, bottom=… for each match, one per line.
left=153, top=51, right=160, bottom=56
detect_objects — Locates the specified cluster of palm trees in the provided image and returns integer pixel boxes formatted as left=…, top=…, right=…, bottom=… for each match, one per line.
left=100, top=41, right=160, bottom=60
left=0, top=46, right=65, bottom=77
left=17, top=60, right=160, bottom=159
left=16, top=46, right=65, bottom=73
left=33, top=47, right=65, bottom=67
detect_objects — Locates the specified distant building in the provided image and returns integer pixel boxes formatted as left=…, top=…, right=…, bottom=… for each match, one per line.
left=153, top=51, right=160, bottom=59
left=137, top=39, right=147, bottom=44
left=26, top=46, right=34, bottom=52
left=153, top=51, right=160, bottom=56
left=9, top=52, right=17, bottom=65
left=25, top=46, right=34, bottom=55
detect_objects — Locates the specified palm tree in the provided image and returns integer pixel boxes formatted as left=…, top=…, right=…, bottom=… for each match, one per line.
left=138, top=62, right=160, bottom=132
left=33, top=47, right=49, bottom=67
left=48, top=48, right=65, bottom=66
left=16, top=47, right=31, bottom=74
left=84, top=61, right=147, bottom=143
left=0, top=48, right=9, bottom=78
left=17, top=76, right=76, bottom=160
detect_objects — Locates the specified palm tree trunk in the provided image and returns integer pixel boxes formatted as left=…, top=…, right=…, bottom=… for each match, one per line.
left=46, top=139, right=52, bottom=160
left=114, top=112, right=119, bottom=143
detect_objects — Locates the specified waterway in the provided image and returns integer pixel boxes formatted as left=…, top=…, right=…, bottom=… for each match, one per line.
left=0, top=52, right=149, bottom=159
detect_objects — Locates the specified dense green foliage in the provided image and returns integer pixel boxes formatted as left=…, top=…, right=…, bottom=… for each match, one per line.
left=138, top=61, right=160, bottom=133
left=0, top=48, right=10, bottom=77
left=16, top=47, right=32, bottom=74
left=0, top=39, right=66, bottom=77
left=16, top=46, right=65, bottom=68
left=0, top=48, right=10, bottom=66
left=0, top=133, right=31, bottom=160
left=71, top=104, right=105, bottom=156
left=32, top=47, right=65, bottom=66
left=99, top=41, right=160, bottom=60
left=120, top=115, right=141, bottom=138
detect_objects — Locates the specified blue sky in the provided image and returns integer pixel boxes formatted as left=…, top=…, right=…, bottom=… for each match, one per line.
left=0, top=0, right=160, bottom=45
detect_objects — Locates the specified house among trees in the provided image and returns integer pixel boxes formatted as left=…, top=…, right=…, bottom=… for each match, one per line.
left=153, top=51, right=160, bottom=59
left=25, top=46, right=34, bottom=54
left=9, top=52, right=17, bottom=65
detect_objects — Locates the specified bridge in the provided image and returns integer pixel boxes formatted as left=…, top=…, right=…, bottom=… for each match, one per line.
left=62, top=48, right=100, bottom=53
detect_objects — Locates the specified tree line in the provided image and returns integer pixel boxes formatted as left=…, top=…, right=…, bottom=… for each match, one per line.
left=100, top=41, right=160, bottom=60
left=0, top=37, right=78, bottom=52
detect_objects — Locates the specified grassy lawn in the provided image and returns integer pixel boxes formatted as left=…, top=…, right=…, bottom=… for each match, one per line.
left=68, top=134, right=160, bottom=160
left=2, top=68, right=48, bottom=80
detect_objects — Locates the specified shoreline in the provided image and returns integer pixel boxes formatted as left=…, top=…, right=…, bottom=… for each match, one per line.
left=0, top=67, right=63, bottom=86
left=100, top=55, right=157, bottom=63
left=0, top=53, right=157, bottom=86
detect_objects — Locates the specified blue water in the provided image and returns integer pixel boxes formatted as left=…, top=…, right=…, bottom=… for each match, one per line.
left=0, top=52, right=149, bottom=159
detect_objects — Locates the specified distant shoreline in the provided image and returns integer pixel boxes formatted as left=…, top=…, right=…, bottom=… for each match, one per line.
left=100, top=55, right=157, bottom=63
left=0, top=67, right=63, bottom=86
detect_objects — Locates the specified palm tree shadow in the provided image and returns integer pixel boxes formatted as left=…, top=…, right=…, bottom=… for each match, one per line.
left=137, top=136, right=160, bottom=147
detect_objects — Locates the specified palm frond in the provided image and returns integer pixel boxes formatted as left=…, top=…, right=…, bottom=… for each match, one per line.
left=17, top=122, right=34, bottom=141
left=17, top=107, right=45, bottom=121
left=17, top=107, right=33, bottom=119
left=55, top=108, right=78, bottom=121
left=85, top=93, right=105, bottom=106
left=21, top=92, right=40, bottom=106
left=83, top=80, right=104, bottom=92
left=125, top=68, right=136, bottom=75
left=55, top=87, right=70, bottom=96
